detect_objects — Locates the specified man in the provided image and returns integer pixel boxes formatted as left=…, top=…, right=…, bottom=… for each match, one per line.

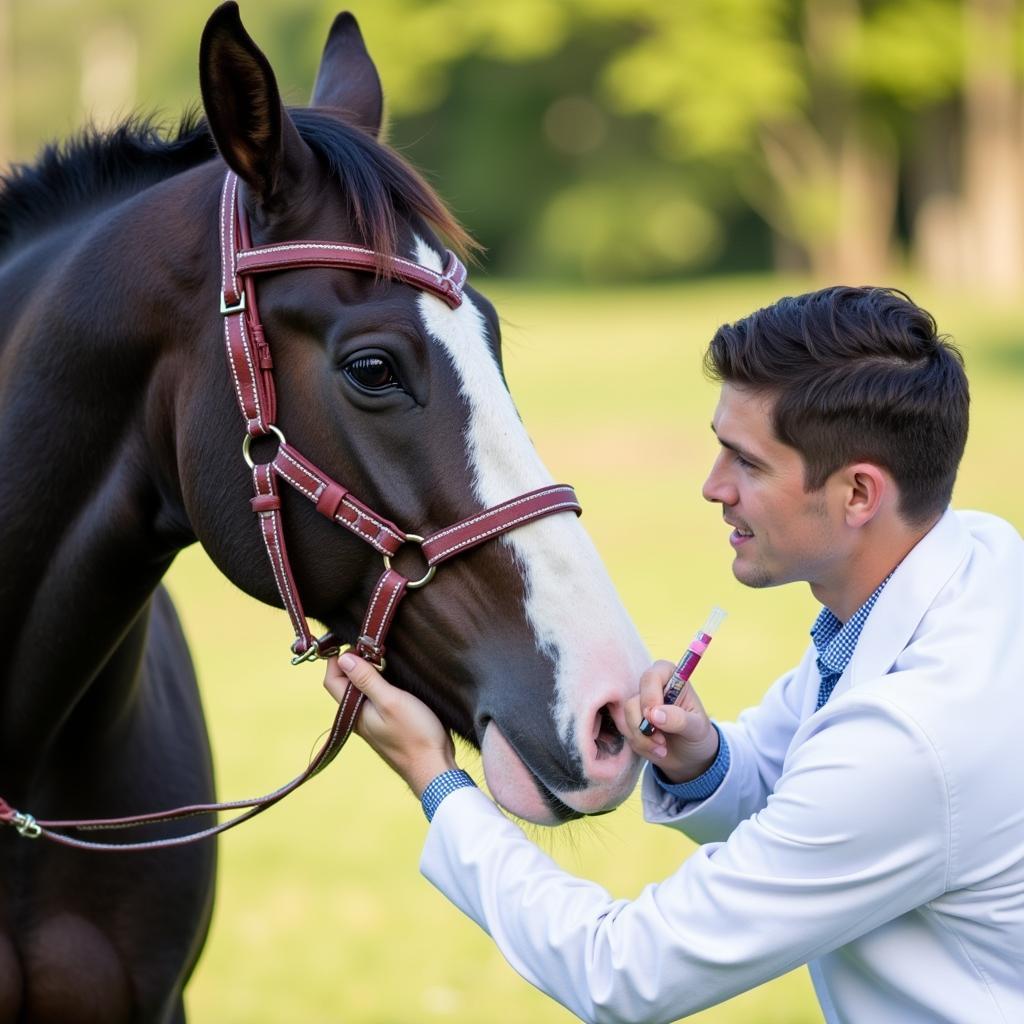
left=325, top=286, right=1024, bottom=1023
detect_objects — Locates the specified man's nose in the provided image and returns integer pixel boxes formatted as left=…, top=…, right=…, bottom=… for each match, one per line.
left=702, top=454, right=734, bottom=505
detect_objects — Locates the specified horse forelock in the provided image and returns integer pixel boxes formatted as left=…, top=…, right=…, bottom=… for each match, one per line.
left=292, top=109, right=478, bottom=265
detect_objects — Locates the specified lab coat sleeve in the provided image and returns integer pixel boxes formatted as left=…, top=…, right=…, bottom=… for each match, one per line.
left=421, top=695, right=950, bottom=1024
left=643, top=657, right=812, bottom=845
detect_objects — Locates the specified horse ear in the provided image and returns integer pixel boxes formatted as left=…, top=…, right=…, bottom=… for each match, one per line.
left=310, top=12, right=383, bottom=138
left=199, top=1, right=311, bottom=206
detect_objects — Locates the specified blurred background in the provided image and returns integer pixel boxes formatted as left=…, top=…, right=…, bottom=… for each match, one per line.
left=8, top=0, right=1024, bottom=292
left=4, top=1, right=1023, bottom=1021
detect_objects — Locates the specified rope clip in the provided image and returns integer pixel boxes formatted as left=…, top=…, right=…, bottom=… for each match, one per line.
left=11, top=812, right=41, bottom=839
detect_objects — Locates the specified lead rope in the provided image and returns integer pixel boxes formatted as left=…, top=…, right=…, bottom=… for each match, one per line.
left=0, top=682, right=364, bottom=851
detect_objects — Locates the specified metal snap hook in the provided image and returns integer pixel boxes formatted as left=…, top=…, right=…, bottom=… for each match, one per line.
left=12, top=812, right=41, bottom=839
left=290, top=639, right=353, bottom=668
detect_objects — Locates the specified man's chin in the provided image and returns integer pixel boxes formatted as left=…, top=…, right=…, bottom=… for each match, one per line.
left=732, top=557, right=775, bottom=589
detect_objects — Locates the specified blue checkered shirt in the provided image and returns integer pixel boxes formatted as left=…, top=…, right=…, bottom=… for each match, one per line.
left=654, top=575, right=892, bottom=802
left=810, top=575, right=891, bottom=710
left=421, top=769, right=476, bottom=821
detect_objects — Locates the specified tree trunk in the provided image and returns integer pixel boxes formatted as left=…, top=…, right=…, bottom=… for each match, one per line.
left=908, top=103, right=965, bottom=285
left=960, top=0, right=1024, bottom=293
left=754, top=0, right=895, bottom=282
left=832, top=122, right=896, bottom=282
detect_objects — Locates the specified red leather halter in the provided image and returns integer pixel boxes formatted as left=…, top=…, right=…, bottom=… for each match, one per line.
left=217, top=168, right=580, bottom=666
left=0, top=172, right=581, bottom=850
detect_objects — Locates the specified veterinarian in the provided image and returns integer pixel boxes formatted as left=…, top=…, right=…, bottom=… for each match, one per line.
left=325, top=286, right=1024, bottom=1023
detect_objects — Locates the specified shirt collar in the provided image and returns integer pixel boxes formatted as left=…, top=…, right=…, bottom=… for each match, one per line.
left=811, top=574, right=892, bottom=677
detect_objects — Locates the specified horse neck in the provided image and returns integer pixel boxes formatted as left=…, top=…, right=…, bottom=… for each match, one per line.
left=0, top=173, right=212, bottom=771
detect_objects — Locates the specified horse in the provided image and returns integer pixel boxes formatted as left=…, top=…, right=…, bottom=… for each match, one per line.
left=0, top=4, right=649, bottom=1020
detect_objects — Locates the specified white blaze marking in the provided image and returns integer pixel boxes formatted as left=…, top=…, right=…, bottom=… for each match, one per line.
left=413, top=238, right=647, bottom=746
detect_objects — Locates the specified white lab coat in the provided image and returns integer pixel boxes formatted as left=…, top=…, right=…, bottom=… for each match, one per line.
left=421, top=510, right=1024, bottom=1023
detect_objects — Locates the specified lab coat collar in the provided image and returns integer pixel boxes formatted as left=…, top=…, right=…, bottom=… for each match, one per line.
left=833, top=510, right=971, bottom=696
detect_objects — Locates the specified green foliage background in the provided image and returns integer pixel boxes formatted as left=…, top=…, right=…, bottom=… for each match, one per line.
left=8, top=0, right=1024, bottom=284
left=167, top=276, right=1022, bottom=1022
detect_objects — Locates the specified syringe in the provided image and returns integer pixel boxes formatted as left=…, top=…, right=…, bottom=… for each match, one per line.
left=638, top=606, right=727, bottom=737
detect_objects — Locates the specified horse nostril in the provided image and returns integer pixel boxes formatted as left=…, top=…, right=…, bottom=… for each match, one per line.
left=594, top=704, right=624, bottom=758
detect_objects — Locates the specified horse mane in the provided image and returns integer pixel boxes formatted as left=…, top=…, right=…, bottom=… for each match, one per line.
left=0, top=108, right=475, bottom=261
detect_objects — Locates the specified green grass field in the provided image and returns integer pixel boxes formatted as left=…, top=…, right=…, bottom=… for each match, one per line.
left=170, top=277, right=1023, bottom=1023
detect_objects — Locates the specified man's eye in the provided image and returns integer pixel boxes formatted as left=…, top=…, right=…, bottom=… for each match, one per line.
left=343, top=356, right=401, bottom=393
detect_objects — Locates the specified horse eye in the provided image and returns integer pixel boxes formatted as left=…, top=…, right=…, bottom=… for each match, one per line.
left=343, top=355, right=401, bottom=393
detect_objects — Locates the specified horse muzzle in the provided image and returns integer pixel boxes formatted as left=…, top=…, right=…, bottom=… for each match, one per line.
left=480, top=717, right=642, bottom=825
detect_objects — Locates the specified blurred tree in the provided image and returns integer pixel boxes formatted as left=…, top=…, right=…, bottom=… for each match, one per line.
left=597, top=0, right=1024, bottom=292
left=959, top=0, right=1024, bottom=291
left=598, top=0, right=915, bottom=280
left=386, top=23, right=744, bottom=280
left=859, top=0, right=1024, bottom=294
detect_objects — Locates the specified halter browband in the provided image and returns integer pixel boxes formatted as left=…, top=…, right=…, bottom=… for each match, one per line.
left=0, top=171, right=581, bottom=850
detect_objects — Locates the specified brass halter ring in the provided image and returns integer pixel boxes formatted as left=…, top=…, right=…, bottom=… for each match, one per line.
left=242, top=424, right=287, bottom=469
left=383, top=534, right=436, bottom=589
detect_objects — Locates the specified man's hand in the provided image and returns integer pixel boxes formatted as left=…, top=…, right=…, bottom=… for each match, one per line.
left=624, top=660, right=720, bottom=784
left=324, top=653, right=456, bottom=798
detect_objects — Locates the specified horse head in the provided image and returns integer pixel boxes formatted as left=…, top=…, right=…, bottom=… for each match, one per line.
left=178, top=3, right=649, bottom=824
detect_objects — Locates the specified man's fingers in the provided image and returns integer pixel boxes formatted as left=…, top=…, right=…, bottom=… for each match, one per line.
left=639, top=660, right=675, bottom=708
left=643, top=702, right=695, bottom=738
left=325, top=652, right=388, bottom=704
left=340, top=652, right=386, bottom=693
left=322, top=656, right=349, bottom=703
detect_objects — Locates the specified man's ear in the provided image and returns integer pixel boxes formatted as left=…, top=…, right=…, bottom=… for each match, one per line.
left=310, top=12, right=384, bottom=137
left=842, top=463, right=888, bottom=528
left=200, top=2, right=312, bottom=208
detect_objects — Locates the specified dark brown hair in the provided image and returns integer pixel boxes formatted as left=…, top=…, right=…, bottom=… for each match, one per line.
left=704, top=286, right=969, bottom=525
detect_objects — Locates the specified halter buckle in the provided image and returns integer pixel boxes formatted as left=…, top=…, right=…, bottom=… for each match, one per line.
left=355, top=636, right=387, bottom=671
left=11, top=812, right=41, bottom=839
left=383, top=534, right=436, bottom=590
left=220, top=291, right=247, bottom=316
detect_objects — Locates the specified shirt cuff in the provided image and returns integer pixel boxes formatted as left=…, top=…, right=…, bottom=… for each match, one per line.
left=421, top=768, right=477, bottom=822
left=650, top=723, right=730, bottom=802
